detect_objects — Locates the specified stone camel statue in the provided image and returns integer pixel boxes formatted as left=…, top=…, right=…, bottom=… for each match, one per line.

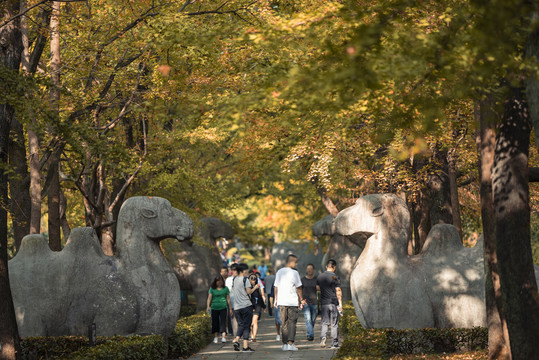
left=334, top=193, right=539, bottom=329
left=9, top=196, right=194, bottom=337
left=163, top=217, right=234, bottom=310
left=271, top=241, right=324, bottom=277
left=312, top=215, right=367, bottom=302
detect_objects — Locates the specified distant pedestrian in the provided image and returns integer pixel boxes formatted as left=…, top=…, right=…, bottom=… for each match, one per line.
left=317, top=259, right=342, bottom=349
left=274, top=254, right=303, bottom=352
left=231, top=263, right=260, bottom=353
left=269, top=283, right=281, bottom=341
left=264, top=268, right=276, bottom=316
left=257, top=261, right=268, bottom=280
left=248, top=273, right=266, bottom=341
left=207, top=276, right=232, bottom=344
left=220, top=265, right=229, bottom=279
left=301, top=264, right=318, bottom=341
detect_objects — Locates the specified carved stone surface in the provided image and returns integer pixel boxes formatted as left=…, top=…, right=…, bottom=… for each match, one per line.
left=163, top=217, right=234, bottom=310
left=313, top=215, right=367, bottom=302
left=334, top=193, right=539, bottom=329
left=9, top=196, right=193, bottom=337
left=271, top=241, right=324, bottom=277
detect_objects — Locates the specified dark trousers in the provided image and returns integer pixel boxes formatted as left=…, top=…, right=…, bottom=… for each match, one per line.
left=279, top=306, right=299, bottom=344
left=234, top=306, right=253, bottom=340
left=320, top=304, right=339, bottom=346
left=227, top=305, right=233, bottom=334
left=211, top=308, right=227, bottom=334
left=265, top=293, right=273, bottom=316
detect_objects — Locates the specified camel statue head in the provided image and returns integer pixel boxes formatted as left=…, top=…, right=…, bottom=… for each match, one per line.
left=117, top=196, right=194, bottom=243
left=201, top=217, right=234, bottom=240
left=334, top=194, right=409, bottom=238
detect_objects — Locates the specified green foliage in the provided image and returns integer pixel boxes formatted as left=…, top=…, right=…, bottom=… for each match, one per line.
left=167, top=312, right=212, bottom=359
left=65, top=335, right=166, bottom=360
left=336, top=302, right=488, bottom=359
left=19, top=312, right=210, bottom=359
left=20, top=336, right=91, bottom=359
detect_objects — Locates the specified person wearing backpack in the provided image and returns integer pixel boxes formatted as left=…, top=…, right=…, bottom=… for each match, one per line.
left=231, top=263, right=260, bottom=352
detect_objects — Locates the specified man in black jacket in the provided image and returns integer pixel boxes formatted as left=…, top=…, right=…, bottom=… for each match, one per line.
left=317, top=259, right=342, bottom=349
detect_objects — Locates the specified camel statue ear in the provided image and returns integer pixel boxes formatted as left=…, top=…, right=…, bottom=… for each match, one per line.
left=372, top=205, right=384, bottom=217
left=141, top=209, right=157, bottom=219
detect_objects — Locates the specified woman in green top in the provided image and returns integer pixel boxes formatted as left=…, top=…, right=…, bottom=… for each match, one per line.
left=207, top=276, right=232, bottom=344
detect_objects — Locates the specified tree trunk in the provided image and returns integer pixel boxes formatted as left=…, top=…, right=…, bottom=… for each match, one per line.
left=427, top=146, right=453, bottom=226
left=8, top=118, right=30, bottom=251
left=447, top=149, right=462, bottom=239
left=413, top=186, right=430, bottom=253
left=47, top=1, right=61, bottom=250
left=28, top=129, right=40, bottom=234
left=492, top=88, right=539, bottom=360
left=46, top=147, right=61, bottom=251
left=59, top=189, right=70, bottom=240
left=0, top=1, right=23, bottom=358
left=21, top=0, right=43, bottom=235
left=476, top=98, right=511, bottom=360
left=316, top=185, right=339, bottom=217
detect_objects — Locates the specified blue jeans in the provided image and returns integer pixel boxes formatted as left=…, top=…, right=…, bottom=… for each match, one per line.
left=303, top=304, right=318, bottom=339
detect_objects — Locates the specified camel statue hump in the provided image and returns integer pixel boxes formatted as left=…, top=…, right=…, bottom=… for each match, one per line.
left=421, top=224, right=464, bottom=257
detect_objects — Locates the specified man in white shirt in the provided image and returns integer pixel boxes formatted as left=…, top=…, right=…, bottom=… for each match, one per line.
left=274, top=254, right=303, bottom=351
left=224, top=264, right=237, bottom=336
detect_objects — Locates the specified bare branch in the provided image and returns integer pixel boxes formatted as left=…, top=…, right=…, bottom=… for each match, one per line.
left=108, top=119, right=147, bottom=213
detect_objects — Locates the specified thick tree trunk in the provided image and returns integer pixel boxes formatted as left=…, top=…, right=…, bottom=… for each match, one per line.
left=492, top=88, right=539, bottom=360
left=47, top=1, right=61, bottom=250
left=413, top=186, right=430, bottom=253
left=0, top=1, right=23, bottom=358
left=476, top=98, right=511, bottom=360
left=8, top=118, right=30, bottom=251
left=427, top=146, right=453, bottom=226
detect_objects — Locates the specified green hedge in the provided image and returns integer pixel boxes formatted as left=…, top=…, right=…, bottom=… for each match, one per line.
left=20, top=312, right=211, bottom=359
left=20, top=336, right=95, bottom=359
left=65, top=335, right=166, bottom=360
left=167, top=312, right=212, bottom=358
left=336, top=302, right=488, bottom=359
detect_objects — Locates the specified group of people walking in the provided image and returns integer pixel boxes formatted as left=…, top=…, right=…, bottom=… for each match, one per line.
left=206, top=256, right=342, bottom=353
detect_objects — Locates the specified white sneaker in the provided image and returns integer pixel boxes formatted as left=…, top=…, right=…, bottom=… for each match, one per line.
left=320, top=337, right=326, bottom=348
left=213, top=337, right=218, bottom=344
left=281, top=344, right=289, bottom=351
left=276, top=334, right=281, bottom=341
left=288, top=344, right=298, bottom=351
left=221, top=337, right=226, bottom=343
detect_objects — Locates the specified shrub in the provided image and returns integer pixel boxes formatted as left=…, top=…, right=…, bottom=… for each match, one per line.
left=386, top=327, right=488, bottom=354
left=167, top=312, right=212, bottom=358
left=65, top=335, right=166, bottom=360
left=20, top=336, right=93, bottom=359
left=336, top=302, right=488, bottom=360
left=20, top=312, right=211, bottom=359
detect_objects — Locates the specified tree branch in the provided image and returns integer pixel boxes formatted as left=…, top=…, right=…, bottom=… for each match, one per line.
left=108, top=119, right=147, bottom=213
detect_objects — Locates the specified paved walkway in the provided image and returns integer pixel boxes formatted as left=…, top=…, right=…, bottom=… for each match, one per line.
left=188, top=311, right=341, bottom=359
